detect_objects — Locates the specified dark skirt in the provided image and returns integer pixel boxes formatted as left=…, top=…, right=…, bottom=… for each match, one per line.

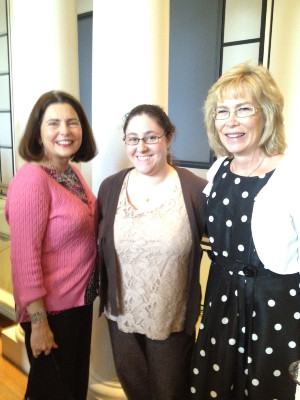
left=190, top=256, right=300, bottom=400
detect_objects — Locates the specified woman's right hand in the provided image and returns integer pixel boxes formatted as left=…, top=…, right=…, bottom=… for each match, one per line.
left=30, top=319, right=58, bottom=358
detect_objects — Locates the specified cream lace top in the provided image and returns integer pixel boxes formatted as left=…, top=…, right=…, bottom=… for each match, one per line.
left=105, top=172, right=192, bottom=340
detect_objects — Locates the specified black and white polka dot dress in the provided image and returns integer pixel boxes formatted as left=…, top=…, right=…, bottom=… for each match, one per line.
left=190, top=158, right=300, bottom=400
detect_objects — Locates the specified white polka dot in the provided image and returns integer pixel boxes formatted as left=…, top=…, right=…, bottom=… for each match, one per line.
left=193, top=368, right=199, bottom=375
left=252, top=311, right=256, bottom=317
left=235, top=290, right=238, bottom=296
left=212, top=192, right=216, bottom=198
left=191, top=387, right=196, bottom=394
left=242, top=191, right=249, bottom=198
left=222, top=173, right=227, bottom=178
left=265, top=347, right=273, bottom=354
left=222, top=251, right=228, bottom=257
left=294, top=312, right=300, bottom=320
left=226, top=220, right=232, bottom=227
left=252, top=379, right=259, bottom=386
left=268, top=299, right=275, bottom=307
left=274, top=324, right=282, bottom=331
left=200, top=350, right=206, bottom=357
left=273, top=370, right=281, bottom=377
left=258, top=174, right=266, bottom=179
left=208, top=215, right=214, bottom=222
left=241, top=215, right=248, bottom=222
left=290, top=289, right=297, bottom=296
left=229, top=338, right=236, bottom=345
left=209, top=236, right=215, bottom=243
left=245, top=389, right=249, bottom=396
left=213, top=364, right=220, bottom=371
left=234, top=177, right=241, bottom=184
left=222, top=317, right=229, bottom=324
left=288, top=341, right=296, bottom=348
left=200, top=323, right=204, bottom=330
left=211, top=337, right=216, bottom=345
left=238, top=244, right=244, bottom=251
left=224, top=161, right=229, bottom=166
left=238, top=347, right=245, bottom=353
left=244, top=369, right=248, bottom=375
left=229, top=271, right=233, bottom=275
left=241, top=327, right=246, bottom=333
left=252, top=334, right=258, bottom=341
left=248, top=357, right=252, bottom=364
left=223, top=198, right=230, bottom=205
left=221, top=295, right=228, bottom=302
left=210, top=392, right=217, bottom=398
left=209, top=302, right=212, bottom=307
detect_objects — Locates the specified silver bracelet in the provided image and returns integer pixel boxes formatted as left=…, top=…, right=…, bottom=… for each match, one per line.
left=29, top=309, right=47, bottom=324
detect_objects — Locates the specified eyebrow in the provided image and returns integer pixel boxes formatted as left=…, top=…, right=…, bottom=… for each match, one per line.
left=45, top=118, right=79, bottom=123
left=216, top=102, right=252, bottom=108
left=126, top=130, right=158, bottom=136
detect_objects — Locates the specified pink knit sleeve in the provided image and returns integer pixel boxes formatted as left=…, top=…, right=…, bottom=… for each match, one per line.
left=6, top=173, right=49, bottom=306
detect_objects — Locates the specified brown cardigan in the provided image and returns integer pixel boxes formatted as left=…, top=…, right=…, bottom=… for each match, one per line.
left=97, top=166, right=207, bottom=336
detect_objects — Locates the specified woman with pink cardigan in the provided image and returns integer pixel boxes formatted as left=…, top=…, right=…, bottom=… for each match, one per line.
left=5, top=90, right=98, bottom=400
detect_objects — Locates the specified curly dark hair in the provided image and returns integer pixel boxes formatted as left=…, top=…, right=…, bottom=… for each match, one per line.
left=123, top=104, right=175, bottom=140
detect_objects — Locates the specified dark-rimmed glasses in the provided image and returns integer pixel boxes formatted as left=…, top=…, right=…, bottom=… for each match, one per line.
left=123, top=133, right=166, bottom=146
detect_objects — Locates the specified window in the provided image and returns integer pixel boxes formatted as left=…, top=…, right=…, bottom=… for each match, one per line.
left=0, top=0, right=13, bottom=193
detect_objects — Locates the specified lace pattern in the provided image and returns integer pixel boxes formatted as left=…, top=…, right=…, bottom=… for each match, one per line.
left=106, top=173, right=192, bottom=340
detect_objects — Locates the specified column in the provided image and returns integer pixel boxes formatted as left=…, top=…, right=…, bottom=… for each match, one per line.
left=268, top=0, right=300, bottom=149
left=89, top=1, right=170, bottom=399
left=9, top=0, right=79, bottom=170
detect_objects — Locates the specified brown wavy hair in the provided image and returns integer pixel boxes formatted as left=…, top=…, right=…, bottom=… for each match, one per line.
left=19, top=90, right=97, bottom=162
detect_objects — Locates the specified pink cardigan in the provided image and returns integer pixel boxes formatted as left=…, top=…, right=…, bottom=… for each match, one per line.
left=5, top=163, right=98, bottom=313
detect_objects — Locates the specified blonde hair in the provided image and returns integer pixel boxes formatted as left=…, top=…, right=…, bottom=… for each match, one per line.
left=204, top=62, right=286, bottom=158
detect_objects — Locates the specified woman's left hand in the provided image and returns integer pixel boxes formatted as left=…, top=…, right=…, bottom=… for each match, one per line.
left=30, top=318, right=59, bottom=358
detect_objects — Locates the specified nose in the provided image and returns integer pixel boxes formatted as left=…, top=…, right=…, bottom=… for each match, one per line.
left=225, top=112, right=239, bottom=126
left=59, top=121, right=70, bottom=134
left=136, top=138, right=147, bottom=150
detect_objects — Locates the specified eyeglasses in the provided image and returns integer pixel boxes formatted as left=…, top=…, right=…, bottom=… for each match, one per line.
left=123, top=133, right=166, bottom=145
left=213, top=105, right=262, bottom=120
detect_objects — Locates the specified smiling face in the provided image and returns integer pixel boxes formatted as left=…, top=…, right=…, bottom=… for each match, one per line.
left=215, top=93, right=265, bottom=158
left=124, top=113, right=173, bottom=177
left=40, top=103, right=82, bottom=169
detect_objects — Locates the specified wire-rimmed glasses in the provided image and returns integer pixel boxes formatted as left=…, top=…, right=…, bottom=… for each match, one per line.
left=213, top=105, right=262, bottom=120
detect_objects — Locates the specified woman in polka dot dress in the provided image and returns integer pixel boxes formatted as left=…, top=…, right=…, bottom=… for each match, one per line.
left=190, top=62, right=300, bottom=399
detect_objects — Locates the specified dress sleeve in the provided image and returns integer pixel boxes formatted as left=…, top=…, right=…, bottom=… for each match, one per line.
left=6, top=176, right=49, bottom=306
